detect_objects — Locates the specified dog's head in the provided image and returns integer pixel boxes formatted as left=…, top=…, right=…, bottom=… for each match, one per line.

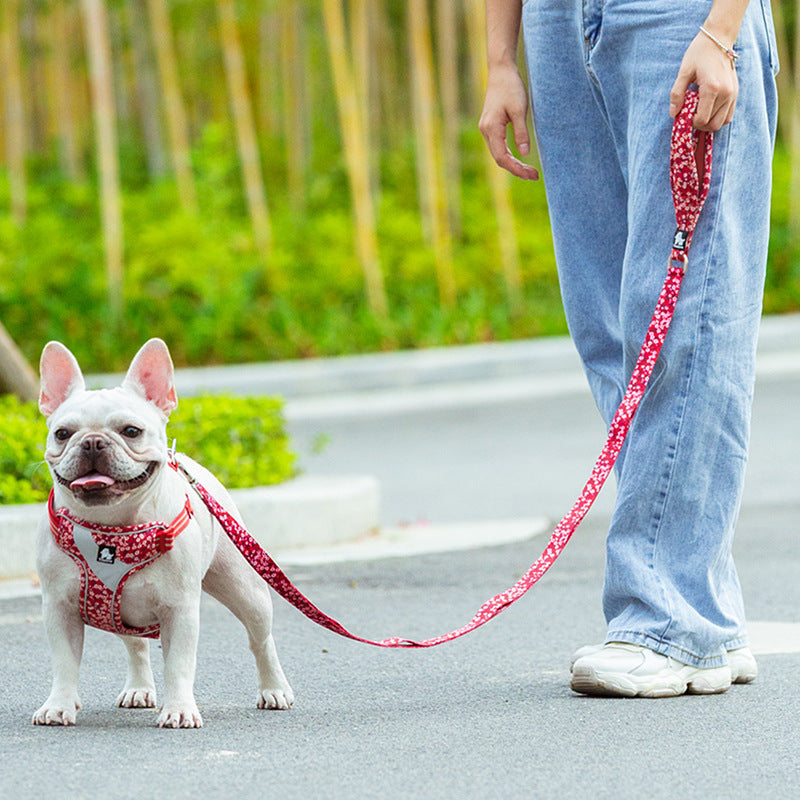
left=39, top=339, right=178, bottom=509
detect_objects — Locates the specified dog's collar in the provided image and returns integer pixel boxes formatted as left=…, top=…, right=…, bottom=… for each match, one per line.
left=48, top=490, right=193, bottom=551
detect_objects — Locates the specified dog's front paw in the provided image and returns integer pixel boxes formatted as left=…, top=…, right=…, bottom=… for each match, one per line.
left=257, top=685, right=294, bottom=710
left=157, top=701, right=203, bottom=729
left=116, top=686, right=157, bottom=709
left=32, top=694, right=83, bottom=726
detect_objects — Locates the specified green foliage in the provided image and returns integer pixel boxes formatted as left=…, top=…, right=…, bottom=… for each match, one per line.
left=765, top=146, right=800, bottom=314
left=0, top=396, right=51, bottom=505
left=0, top=394, right=296, bottom=505
left=0, top=123, right=567, bottom=374
left=166, top=394, right=297, bottom=490
left=0, top=130, right=796, bottom=375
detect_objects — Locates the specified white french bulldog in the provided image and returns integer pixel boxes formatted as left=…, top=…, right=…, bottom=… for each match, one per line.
left=32, top=338, right=294, bottom=728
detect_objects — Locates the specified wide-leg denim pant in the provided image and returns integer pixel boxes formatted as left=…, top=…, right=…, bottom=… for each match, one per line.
left=522, top=0, right=779, bottom=667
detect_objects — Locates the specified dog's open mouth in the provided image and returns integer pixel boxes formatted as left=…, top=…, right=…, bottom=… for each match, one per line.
left=56, top=462, right=159, bottom=494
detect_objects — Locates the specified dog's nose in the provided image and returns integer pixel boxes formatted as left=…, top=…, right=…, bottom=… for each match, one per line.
left=81, top=435, right=107, bottom=453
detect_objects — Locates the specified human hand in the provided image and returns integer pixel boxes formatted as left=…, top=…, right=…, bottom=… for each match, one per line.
left=669, top=28, right=739, bottom=131
left=479, top=64, right=539, bottom=180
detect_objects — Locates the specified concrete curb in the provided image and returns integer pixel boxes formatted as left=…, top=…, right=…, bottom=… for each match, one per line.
left=280, top=516, right=550, bottom=565
left=0, top=475, right=379, bottom=582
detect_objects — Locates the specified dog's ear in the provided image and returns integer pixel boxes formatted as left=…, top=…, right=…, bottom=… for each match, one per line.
left=122, top=339, right=178, bottom=416
left=39, top=342, right=87, bottom=418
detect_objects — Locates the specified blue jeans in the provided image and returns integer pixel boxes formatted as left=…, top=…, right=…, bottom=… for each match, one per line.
left=522, top=0, right=778, bottom=667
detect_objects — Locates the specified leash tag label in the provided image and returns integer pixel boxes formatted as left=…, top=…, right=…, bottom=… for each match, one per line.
left=673, top=229, right=688, bottom=251
left=97, top=545, right=117, bottom=565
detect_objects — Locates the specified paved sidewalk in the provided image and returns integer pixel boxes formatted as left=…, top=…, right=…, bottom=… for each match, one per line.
left=3, top=503, right=799, bottom=799
left=2, top=315, right=799, bottom=798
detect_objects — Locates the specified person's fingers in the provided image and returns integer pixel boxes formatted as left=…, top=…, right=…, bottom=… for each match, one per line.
left=493, top=141, right=539, bottom=180
left=694, top=83, right=737, bottom=131
left=671, top=32, right=739, bottom=132
left=669, top=68, right=693, bottom=118
left=479, top=66, right=539, bottom=180
left=693, top=82, right=721, bottom=129
left=479, top=109, right=538, bottom=180
left=509, top=105, right=531, bottom=157
left=479, top=113, right=509, bottom=162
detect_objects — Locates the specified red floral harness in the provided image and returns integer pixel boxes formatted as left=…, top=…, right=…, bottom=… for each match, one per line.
left=48, top=491, right=193, bottom=638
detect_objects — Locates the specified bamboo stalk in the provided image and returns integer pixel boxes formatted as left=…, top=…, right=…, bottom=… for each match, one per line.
left=2, top=0, right=27, bottom=224
left=146, top=0, right=197, bottom=213
left=0, top=39, right=4, bottom=168
left=465, top=0, right=523, bottom=313
left=126, top=0, right=167, bottom=179
left=81, top=0, right=124, bottom=317
left=321, top=0, right=387, bottom=317
left=24, top=5, right=48, bottom=154
left=257, top=6, right=281, bottom=141
left=407, top=0, right=456, bottom=308
left=350, top=0, right=379, bottom=197
left=436, top=0, right=463, bottom=236
left=49, top=0, right=83, bottom=181
left=771, top=1, right=792, bottom=144
left=280, top=1, right=306, bottom=213
left=373, top=1, right=404, bottom=155
left=110, top=7, right=132, bottom=128
left=350, top=0, right=368, bottom=152
left=216, top=0, right=272, bottom=256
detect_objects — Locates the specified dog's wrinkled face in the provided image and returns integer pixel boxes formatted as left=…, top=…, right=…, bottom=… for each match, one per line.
left=45, top=390, right=166, bottom=506
left=40, top=339, right=178, bottom=508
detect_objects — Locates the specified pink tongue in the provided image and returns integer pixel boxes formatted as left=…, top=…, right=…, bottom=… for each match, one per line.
left=70, top=473, right=115, bottom=490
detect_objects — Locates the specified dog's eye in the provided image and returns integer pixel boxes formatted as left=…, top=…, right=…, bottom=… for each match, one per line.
left=54, top=428, right=72, bottom=442
left=121, top=426, right=142, bottom=439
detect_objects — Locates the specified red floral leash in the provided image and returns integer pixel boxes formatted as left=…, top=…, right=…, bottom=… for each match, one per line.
left=185, top=92, right=712, bottom=648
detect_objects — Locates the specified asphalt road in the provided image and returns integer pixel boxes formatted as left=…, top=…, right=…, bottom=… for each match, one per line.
left=2, top=334, right=799, bottom=799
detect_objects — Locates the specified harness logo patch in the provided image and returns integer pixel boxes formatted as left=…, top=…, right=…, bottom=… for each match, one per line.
left=97, top=545, right=117, bottom=565
left=673, top=229, right=689, bottom=251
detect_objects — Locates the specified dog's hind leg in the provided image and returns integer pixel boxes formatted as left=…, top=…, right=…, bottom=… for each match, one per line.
left=202, top=534, right=294, bottom=710
left=115, top=636, right=157, bottom=709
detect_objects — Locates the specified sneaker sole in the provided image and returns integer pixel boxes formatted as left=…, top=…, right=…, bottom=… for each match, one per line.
left=571, top=646, right=757, bottom=684
left=570, top=664, right=731, bottom=698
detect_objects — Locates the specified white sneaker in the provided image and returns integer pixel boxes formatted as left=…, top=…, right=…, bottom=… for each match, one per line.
left=570, top=643, right=757, bottom=684
left=728, top=647, right=758, bottom=683
left=570, top=642, right=732, bottom=698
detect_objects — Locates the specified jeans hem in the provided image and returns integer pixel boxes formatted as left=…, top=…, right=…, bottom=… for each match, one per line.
left=605, top=631, right=728, bottom=669
left=723, top=634, right=750, bottom=651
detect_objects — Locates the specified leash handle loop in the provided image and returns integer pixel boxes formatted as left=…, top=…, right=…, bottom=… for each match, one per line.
left=670, top=90, right=713, bottom=264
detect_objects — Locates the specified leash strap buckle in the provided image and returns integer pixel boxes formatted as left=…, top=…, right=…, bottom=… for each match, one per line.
left=670, top=255, right=689, bottom=274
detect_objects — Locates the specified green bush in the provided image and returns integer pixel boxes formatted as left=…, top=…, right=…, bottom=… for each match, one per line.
left=764, top=147, right=800, bottom=313
left=0, top=125, right=568, bottom=374
left=0, top=133, right=796, bottom=375
left=0, top=394, right=297, bottom=505
left=165, top=394, right=297, bottom=490
left=0, top=396, right=51, bottom=505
